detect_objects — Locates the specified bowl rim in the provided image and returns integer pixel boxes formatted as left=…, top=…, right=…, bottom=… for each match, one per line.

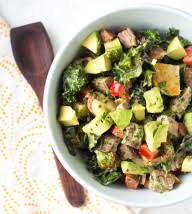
left=44, top=3, right=192, bottom=207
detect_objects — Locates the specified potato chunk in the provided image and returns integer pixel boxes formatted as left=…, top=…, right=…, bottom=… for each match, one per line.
left=153, top=63, right=180, bottom=96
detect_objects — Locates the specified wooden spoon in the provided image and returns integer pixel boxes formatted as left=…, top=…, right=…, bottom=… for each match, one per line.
left=10, top=22, right=85, bottom=207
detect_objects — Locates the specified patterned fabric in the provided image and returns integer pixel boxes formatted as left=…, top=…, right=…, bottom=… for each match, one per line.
left=0, top=17, right=141, bottom=214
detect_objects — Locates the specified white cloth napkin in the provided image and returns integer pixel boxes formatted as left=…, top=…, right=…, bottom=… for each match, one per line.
left=0, top=16, right=142, bottom=214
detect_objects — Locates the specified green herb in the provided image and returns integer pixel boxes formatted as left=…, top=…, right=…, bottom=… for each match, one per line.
left=62, top=60, right=88, bottom=103
left=140, top=29, right=162, bottom=51
left=95, top=169, right=122, bottom=185
left=131, top=82, right=147, bottom=105
left=112, top=48, right=142, bottom=84
left=164, top=28, right=191, bottom=47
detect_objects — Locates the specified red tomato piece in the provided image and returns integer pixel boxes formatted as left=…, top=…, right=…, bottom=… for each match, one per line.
left=109, top=80, right=125, bottom=96
left=139, top=144, right=157, bottom=161
left=183, top=55, right=192, bottom=65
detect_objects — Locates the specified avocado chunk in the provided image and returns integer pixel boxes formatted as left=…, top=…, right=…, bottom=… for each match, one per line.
left=184, top=112, right=192, bottom=135
left=157, top=115, right=179, bottom=137
left=82, top=31, right=101, bottom=54
left=167, top=36, right=186, bottom=60
left=153, top=63, right=180, bottom=96
left=182, top=156, right=192, bottom=172
left=74, top=102, right=89, bottom=119
left=109, top=109, right=132, bottom=129
left=58, top=106, right=79, bottom=126
left=144, top=121, right=169, bottom=152
left=121, top=161, right=148, bottom=175
left=82, top=112, right=114, bottom=136
left=132, top=103, right=145, bottom=121
left=96, top=151, right=116, bottom=169
left=104, top=38, right=123, bottom=61
left=85, top=54, right=112, bottom=74
left=87, top=92, right=116, bottom=116
left=144, top=87, right=164, bottom=113
left=88, top=134, right=98, bottom=151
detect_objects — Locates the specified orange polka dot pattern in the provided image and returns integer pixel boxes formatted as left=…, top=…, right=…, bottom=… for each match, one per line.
left=0, top=17, right=139, bottom=214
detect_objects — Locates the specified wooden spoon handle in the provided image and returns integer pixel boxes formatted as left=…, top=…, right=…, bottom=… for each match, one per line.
left=10, top=22, right=85, bottom=207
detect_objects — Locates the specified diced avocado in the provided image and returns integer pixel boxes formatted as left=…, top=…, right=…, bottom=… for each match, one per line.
left=184, top=112, right=192, bottom=135
left=58, top=106, right=79, bottom=126
left=109, top=109, right=132, bottom=129
left=96, top=151, right=116, bottom=169
left=157, top=115, right=179, bottom=137
left=144, top=121, right=158, bottom=152
left=132, top=103, right=145, bottom=121
left=182, top=156, right=192, bottom=172
left=74, top=102, right=89, bottom=119
left=88, top=92, right=116, bottom=116
left=82, top=112, right=114, bottom=136
left=104, top=38, right=123, bottom=61
left=144, top=87, right=164, bottom=113
left=153, top=124, right=169, bottom=144
left=144, top=121, right=168, bottom=152
left=85, top=54, right=112, bottom=74
left=82, top=31, right=101, bottom=54
left=167, top=36, right=186, bottom=60
left=121, top=161, right=148, bottom=175
left=153, top=63, right=180, bottom=96
left=88, top=134, right=98, bottom=151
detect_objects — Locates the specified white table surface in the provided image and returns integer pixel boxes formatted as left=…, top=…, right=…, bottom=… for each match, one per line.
left=1, top=0, right=192, bottom=213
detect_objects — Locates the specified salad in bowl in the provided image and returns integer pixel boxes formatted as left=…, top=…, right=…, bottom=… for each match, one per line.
left=58, top=26, right=192, bottom=193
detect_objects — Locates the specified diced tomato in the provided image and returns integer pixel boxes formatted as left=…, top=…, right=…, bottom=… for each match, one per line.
left=111, top=126, right=124, bottom=139
left=109, top=80, right=125, bottom=97
left=183, top=55, right=192, bottom=65
left=183, top=46, right=192, bottom=65
left=125, top=174, right=140, bottom=190
left=139, top=144, right=157, bottom=161
left=186, top=46, right=192, bottom=56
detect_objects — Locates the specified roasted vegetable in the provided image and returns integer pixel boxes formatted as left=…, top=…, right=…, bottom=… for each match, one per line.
left=153, top=63, right=180, bottom=96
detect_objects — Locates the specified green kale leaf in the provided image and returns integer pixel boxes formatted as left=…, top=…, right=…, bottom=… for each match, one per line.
left=62, top=61, right=88, bottom=103
left=161, top=28, right=191, bottom=49
left=112, top=48, right=142, bottom=84
left=95, top=169, right=122, bottom=185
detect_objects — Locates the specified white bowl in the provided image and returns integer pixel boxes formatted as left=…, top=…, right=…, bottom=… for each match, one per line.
left=44, top=4, right=192, bottom=207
